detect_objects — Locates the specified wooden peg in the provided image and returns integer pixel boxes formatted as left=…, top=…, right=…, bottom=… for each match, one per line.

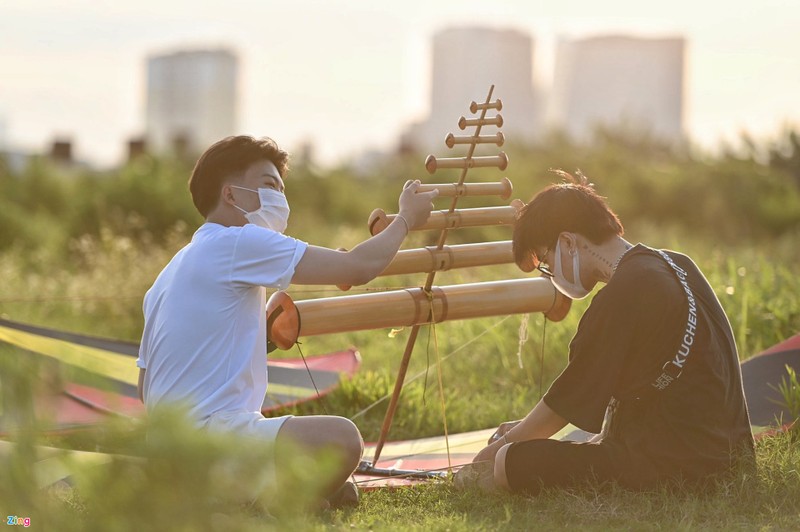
left=425, top=152, right=508, bottom=174
left=469, top=99, right=503, bottom=114
left=445, top=132, right=505, bottom=148
left=369, top=202, right=522, bottom=236
left=416, top=178, right=512, bottom=199
left=458, top=115, right=503, bottom=130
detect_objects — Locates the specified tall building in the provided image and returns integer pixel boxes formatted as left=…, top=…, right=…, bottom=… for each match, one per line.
left=146, top=48, right=238, bottom=156
left=403, top=26, right=540, bottom=152
left=551, top=35, right=685, bottom=142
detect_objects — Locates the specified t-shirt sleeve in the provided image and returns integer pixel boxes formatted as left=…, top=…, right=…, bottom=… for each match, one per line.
left=231, top=225, right=308, bottom=290
left=136, top=297, right=148, bottom=369
left=543, top=266, right=678, bottom=433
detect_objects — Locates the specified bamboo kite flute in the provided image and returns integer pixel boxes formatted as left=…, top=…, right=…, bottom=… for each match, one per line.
left=369, top=200, right=523, bottom=236
left=379, top=240, right=513, bottom=276
left=267, top=277, right=571, bottom=349
left=336, top=241, right=515, bottom=291
left=424, top=152, right=508, bottom=174
left=415, top=177, right=512, bottom=199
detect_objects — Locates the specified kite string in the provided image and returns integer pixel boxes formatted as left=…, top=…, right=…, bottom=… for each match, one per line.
left=295, top=341, right=328, bottom=415
left=349, top=315, right=514, bottom=421
left=427, top=292, right=451, bottom=471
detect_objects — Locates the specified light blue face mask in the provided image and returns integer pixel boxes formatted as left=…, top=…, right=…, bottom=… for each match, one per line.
left=231, top=186, right=290, bottom=233
left=552, top=237, right=590, bottom=299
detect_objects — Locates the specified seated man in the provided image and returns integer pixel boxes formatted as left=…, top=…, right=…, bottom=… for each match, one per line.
left=465, top=171, right=754, bottom=493
left=136, top=135, right=437, bottom=503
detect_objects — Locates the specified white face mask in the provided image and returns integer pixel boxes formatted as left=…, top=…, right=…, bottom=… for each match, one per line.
left=231, top=186, right=290, bottom=233
left=552, top=237, right=591, bottom=300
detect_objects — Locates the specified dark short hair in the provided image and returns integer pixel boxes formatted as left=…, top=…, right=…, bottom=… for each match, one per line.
left=513, top=170, right=624, bottom=269
left=188, top=135, right=289, bottom=217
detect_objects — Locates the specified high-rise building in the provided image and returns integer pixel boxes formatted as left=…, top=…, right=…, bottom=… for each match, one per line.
left=145, top=48, right=238, bottom=156
left=403, top=26, right=540, bottom=152
left=551, top=35, right=685, bottom=142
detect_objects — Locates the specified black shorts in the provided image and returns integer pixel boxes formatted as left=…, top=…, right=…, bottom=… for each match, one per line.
left=504, top=439, right=658, bottom=494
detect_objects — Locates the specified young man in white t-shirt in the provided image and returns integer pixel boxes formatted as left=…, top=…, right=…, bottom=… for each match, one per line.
left=136, top=135, right=437, bottom=504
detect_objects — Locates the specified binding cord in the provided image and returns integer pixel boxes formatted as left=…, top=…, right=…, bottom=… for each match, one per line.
left=516, top=313, right=530, bottom=368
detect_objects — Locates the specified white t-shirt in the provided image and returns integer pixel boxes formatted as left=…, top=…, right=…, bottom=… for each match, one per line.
left=136, top=222, right=308, bottom=423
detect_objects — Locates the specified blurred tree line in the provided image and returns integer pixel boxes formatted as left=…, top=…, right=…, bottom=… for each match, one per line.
left=1, top=127, right=799, bottom=263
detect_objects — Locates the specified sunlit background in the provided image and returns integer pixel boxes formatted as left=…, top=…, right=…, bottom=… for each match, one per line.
left=2, top=3, right=800, bottom=526
left=1, top=0, right=799, bottom=168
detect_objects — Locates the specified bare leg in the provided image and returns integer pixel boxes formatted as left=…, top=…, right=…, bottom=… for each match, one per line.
left=494, top=443, right=513, bottom=491
left=275, top=415, right=363, bottom=496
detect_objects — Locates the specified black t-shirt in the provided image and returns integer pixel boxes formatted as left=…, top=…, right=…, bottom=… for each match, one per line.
left=543, top=244, right=754, bottom=479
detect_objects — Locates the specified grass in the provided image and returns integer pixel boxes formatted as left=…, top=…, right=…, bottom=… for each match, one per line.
left=0, top=225, right=799, bottom=529
left=340, top=438, right=800, bottom=531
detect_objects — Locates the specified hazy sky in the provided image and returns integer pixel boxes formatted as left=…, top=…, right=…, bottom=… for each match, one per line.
left=1, top=0, right=799, bottom=167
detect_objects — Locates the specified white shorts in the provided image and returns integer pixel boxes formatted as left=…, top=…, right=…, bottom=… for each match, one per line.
left=202, top=411, right=292, bottom=498
left=204, top=411, right=293, bottom=444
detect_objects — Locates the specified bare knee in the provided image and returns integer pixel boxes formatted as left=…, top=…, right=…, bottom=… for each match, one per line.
left=331, top=417, right=364, bottom=469
left=278, top=415, right=363, bottom=467
left=494, top=443, right=513, bottom=491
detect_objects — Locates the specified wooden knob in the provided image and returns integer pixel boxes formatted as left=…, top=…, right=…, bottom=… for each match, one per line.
left=424, top=154, right=438, bottom=174
left=266, top=291, right=300, bottom=350
left=545, top=291, right=572, bottom=322
left=498, top=151, right=509, bottom=171
left=368, top=208, right=391, bottom=235
left=499, top=177, right=513, bottom=200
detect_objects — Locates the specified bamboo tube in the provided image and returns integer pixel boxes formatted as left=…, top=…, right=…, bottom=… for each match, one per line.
left=416, top=178, right=512, bottom=199
left=445, top=132, right=505, bottom=148
left=382, top=241, right=513, bottom=276
left=425, top=152, right=508, bottom=174
left=336, top=241, right=514, bottom=291
left=267, top=278, right=571, bottom=347
left=469, top=99, right=502, bottom=113
left=458, top=115, right=503, bottom=130
left=368, top=200, right=523, bottom=236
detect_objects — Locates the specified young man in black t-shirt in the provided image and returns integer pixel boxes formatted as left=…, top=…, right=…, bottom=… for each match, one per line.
left=463, top=171, right=754, bottom=494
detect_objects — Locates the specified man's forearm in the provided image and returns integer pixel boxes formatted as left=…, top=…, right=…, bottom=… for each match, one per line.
left=505, top=399, right=567, bottom=443
left=346, top=216, right=408, bottom=280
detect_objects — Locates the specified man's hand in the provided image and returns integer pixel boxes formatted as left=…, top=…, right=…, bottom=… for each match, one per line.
left=487, top=420, right=521, bottom=445
left=473, top=438, right=505, bottom=464
left=397, top=180, right=438, bottom=230
left=471, top=420, right=521, bottom=465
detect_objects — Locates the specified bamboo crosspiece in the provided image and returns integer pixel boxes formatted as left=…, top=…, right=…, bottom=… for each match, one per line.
left=266, top=85, right=572, bottom=476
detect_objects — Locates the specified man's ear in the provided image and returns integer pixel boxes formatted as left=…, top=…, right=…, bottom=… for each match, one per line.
left=220, top=183, right=236, bottom=206
left=558, top=232, right=578, bottom=254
